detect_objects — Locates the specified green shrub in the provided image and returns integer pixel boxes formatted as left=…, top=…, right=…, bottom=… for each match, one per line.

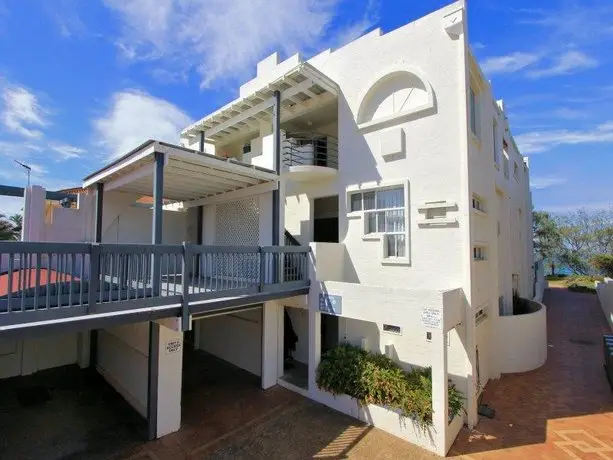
left=316, top=343, right=464, bottom=427
left=563, top=274, right=601, bottom=294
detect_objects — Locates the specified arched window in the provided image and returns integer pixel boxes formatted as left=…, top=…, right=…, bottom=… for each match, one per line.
left=356, top=69, right=434, bottom=130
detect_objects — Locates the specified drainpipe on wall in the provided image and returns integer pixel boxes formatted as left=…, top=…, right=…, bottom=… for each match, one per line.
left=272, top=90, right=281, bottom=247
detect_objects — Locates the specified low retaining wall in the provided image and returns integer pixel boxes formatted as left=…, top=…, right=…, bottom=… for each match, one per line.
left=596, top=278, right=613, bottom=330
left=497, top=299, right=547, bottom=374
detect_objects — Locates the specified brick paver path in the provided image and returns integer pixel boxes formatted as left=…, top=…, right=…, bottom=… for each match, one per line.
left=449, top=287, right=613, bottom=459
left=119, top=287, right=613, bottom=459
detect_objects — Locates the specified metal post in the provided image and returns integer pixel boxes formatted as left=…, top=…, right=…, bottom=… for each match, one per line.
left=147, top=321, right=160, bottom=440
left=152, top=151, right=164, bottom=295
left=199, top=131, right=205, bottom=153
left=272, top=90, right=281, bottom=246
left=94, top=182, right=104, bottom=243
left=90, top=182, right=104, bottom=370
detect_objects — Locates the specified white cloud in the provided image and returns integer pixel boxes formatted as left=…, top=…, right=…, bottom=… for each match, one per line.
left=527, top=51, right=598, bottom=78
left=530, top=176, right=567, bottom=190
left=93, top=90, right=192, bottom=159
left=472, top=42, right=486, bottom=50
left=515, top=121, right=613, bottom=153
left=1, top=85, right=47, bottom=138
left=0, top=196, right=25, bottom=217
left=481, top=52, right=540, bottom=75
left=103, top=0, right=378, bottom=87
left=48, top=143, right=86, bottom=159
left=551, top=107, right=588, bottom=120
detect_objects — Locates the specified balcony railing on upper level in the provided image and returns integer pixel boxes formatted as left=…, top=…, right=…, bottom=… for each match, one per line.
left=283, top=134, right=338, bottom=169
left=0, top=242, right=310, bottom=329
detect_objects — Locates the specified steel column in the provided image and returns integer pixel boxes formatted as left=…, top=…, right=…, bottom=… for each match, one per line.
left=152, top=152, right=164, bottom=295
left=272, top=90, right=281, bottom=247
left=147, top=321, right=160, bottom=440
left=94, top=182, right=104, bottom=243
left=199, top=131, right=205, bottom=153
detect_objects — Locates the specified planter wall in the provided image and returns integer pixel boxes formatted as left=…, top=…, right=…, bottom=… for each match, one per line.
left=311, top=388, right=461, bottom=456
left=497, top=299, right=547, bottom=373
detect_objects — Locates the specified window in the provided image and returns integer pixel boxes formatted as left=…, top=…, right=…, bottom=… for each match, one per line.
left=470, top=87, right=479, bottom=138
left=242, top=142, right=251, bottom=155
left=472, top=194, right=485, bottom=213
left=383, top=324, right=402, bottom=335
left=473, top=246, right=486, bottom=261
left=493, top=118, right=500, bottom=165
left=475, top=306, right=488, bottom=323
left=513, top=161, right=519, bottom=180
left=350, top=186, right=406, bottom=258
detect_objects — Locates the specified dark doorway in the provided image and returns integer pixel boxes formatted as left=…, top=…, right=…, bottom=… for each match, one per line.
left=321, top=314, right=339, bottom=354
left=313, top=196, right=339, bottom=243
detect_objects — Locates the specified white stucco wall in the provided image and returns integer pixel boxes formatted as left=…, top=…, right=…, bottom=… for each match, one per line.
left=597, top=278, right=613, bottom=331
left=196, top=309, right=263, bottom=377
left=496, top=300, right=547, bottom=374
left=97, top=322, right=150, bottom=417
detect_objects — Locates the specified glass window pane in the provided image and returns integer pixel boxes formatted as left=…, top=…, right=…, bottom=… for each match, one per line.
left=396, top=234, right=406, bottom=257
left=385, top=210, right=404, bottom=232
left=350, top=193, right=362, bottom=212
left=386, top=234, right=406, bottom=258
left=363, top=191, right=375, bottom=210
left=365, top=212, right=377, bottom=234
left=376, top=212, right=386, bottom=232
left=376, top=187, right=404, bottom=209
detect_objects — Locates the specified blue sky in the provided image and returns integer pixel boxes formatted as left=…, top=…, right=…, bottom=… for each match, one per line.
left=0, top=0, right=611, bottom=216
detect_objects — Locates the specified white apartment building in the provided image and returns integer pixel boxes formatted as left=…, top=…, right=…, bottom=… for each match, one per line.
left=0, top=1, right=543, bottom=457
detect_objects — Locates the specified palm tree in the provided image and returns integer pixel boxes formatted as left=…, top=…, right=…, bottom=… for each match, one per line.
left=0, top=213, right=21, bottom=240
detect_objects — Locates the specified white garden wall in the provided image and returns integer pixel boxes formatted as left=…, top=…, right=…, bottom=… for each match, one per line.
left=496, top=300, right=547, bottom=374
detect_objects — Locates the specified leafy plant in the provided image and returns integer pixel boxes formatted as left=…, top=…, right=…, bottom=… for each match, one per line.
left=564, top=274, right=601, bottom=294
left=316, top=343, right=464, bottom=427
left=591, top=254, right=613, bottom=278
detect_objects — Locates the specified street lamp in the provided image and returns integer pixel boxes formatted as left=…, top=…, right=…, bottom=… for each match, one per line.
left=13, top=160, right=31, bottom=187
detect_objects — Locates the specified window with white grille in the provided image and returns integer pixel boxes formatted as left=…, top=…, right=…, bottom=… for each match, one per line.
left=350, top=186, right=406, bottom=258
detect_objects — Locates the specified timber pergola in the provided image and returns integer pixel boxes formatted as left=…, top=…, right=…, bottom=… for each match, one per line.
left=181, top=62, right=340, bottom=147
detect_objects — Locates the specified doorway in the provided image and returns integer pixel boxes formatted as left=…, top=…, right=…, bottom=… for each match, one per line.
left=321, top=313, right=339, bottom=354
left=313, top=196, right=339, bottom=243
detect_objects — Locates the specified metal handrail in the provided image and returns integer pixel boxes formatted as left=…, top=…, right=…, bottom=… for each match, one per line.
left=283, top=133, right=338, bottom=169
left=0, top=242, right=310, bottom=329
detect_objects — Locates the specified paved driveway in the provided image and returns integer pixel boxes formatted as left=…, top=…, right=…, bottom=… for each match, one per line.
left=119, top=287, right=613, bottom=459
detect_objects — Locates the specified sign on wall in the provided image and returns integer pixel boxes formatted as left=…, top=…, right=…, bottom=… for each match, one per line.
left=421, top=308, right=442, bottom=329
left=165, top=339, right=182, bottom=355
left=319, top=293, right=342, bottom=315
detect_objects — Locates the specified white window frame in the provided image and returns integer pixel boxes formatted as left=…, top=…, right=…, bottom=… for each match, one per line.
left=347, top=180, right=410, bottom=265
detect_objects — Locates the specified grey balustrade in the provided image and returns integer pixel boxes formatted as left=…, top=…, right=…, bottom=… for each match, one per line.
left=0, top=241, right=310, bottom=328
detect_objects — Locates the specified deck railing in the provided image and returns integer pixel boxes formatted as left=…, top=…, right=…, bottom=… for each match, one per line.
left=283, top=134, right=338, bottom=169
left=0, top=242, right=310, bottom=328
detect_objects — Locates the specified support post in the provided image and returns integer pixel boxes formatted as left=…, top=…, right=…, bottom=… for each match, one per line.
left=90, top=182, right=104, bottom=370
left=152, top=151, right=164, bottom=295
left=261, top=301, right=280, bottom=389
left=271, top=90, right=281, bottom=247
left=147, top=321, right=160, bottom=440
left=94, top=182, right=104, bottom=243
left=431, top=328, right=449, bottom=456
left=199, top=131, right=205, bottom=153
left=308, top=310, right=321, bottom=395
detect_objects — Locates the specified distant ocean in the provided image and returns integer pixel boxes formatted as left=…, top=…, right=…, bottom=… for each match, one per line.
left=544, top=260, right=572, bottom=276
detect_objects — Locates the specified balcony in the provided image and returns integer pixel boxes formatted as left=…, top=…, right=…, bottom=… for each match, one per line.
left=282, top=133, right=338, bottom=182
left=0, top=242, right=310, bottom=336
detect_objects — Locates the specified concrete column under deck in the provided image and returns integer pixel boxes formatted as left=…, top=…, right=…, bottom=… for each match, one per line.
left=261, top=301, right=281, bottom=390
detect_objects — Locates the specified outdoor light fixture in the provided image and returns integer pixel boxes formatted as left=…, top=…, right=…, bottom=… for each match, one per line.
left=13, top=160, right=31, bottom=187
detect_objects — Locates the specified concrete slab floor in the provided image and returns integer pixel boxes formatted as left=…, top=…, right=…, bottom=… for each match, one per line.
left=0, top=364, right=146, bottom=460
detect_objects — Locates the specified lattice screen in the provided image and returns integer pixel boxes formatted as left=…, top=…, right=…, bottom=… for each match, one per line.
left=215, top=197, right=260, bottom=280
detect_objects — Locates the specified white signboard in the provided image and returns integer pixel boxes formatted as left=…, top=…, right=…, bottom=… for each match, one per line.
left=165, top=339, right=182, bottom=355
left=421, top=308, right=442, bottom=329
